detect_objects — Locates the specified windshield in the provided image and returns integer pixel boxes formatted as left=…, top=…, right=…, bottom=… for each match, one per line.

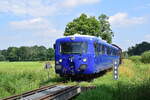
left=60, top=42, right=88, bottom=54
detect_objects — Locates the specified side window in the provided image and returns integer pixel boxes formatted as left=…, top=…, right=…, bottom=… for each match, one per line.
left=107, top=47, right=111, bottom=56
left=105, top=46, right=108, bottom=55
left=99, top=44, right=102, bottom=54
left=111, top=49, right=114, bottom=56
left=107, top=47, right=109, bottom=55
left=102, top=45, right=105, bottom=54
left=94, top=42, right=99, bottom=56
left=94, top=43, right=103, bottom=55
left=117, top=50, right=119, bottom=56
left=114, top=50, right=116, bottom=56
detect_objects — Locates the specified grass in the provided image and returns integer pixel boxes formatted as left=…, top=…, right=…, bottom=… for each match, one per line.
left=0, top=61, right=63, bottom=98
left=0, top=60, right=150, bottom=100
left=75, top=60, right=150, bottom=100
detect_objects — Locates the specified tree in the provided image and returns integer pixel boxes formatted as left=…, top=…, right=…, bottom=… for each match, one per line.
left=47, top=48, right=54, bottom=60
left=64, top=13, right=113, bottom=43
left=17, top=46, right=31, bottom=61
left=37, top=46, right=47, bottom=61
left=0, top=45, right=55, bottom=61
left=0, top=54, right=5, bottom=61
left=128, top=41, right=150, bottom=56
left=1, top=50, right=7, bottom=59
left=7, top=47, right=19, bottom=61
left=0, top=51, right=6, bottom=61
left=98, top=14, right=114, bottom=43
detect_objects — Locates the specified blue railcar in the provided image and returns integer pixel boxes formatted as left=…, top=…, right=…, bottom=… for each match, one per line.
left=54, top=35, right=121, bottom=77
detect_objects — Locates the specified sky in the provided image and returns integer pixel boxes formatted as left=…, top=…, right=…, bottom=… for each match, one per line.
left=0, top=0, right=150, bottom=51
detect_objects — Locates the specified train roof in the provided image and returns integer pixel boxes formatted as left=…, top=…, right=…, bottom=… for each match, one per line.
left=56, top=34, right=119, bottom=50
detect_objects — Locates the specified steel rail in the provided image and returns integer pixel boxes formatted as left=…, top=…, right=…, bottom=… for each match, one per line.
left=2, top=84, right=59, bottom=100
left=38, top=85, right=79, bottom=100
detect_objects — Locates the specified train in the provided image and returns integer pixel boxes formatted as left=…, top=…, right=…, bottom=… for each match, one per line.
left=54, top=34, right=122, bottom=78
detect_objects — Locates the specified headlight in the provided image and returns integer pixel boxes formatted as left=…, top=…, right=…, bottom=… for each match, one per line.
left=59, top=59, right=62, bottom=62
left=55, top=65, right=62, bottom=70
left=79, top=64, right=87, bottom=70
left=82, top=58, right=87, bottom=62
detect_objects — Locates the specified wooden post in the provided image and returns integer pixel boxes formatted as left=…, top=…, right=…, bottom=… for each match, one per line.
left=44, top=62, right=51, bottom=79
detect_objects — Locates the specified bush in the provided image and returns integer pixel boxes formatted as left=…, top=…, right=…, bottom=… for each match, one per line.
left=129, top=56, right=141, bottom=63
left=141, top=51, right=150, bottom=63
left=0, top=54, right=6, bottom=61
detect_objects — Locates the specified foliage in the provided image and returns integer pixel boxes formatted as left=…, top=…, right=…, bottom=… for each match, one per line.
left=141, top=51, right=150, bottom=63
left=128, top=41, right=150, bottom=56
left=0, top=46, right=54, bottom=61
left=129, top=56, right=141, bottom=63
left=98, top=14, right=114, bottom=43
left=0, top=54, right=5, bottom=61
left=64, top=13, right=113, bottom=43
left=47, top=48, right=55, bottom=60
left=7, top=47, right=19, bottom=61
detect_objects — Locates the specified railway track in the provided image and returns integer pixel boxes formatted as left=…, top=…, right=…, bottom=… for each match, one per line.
left=1, top=84, right=81, bottom=100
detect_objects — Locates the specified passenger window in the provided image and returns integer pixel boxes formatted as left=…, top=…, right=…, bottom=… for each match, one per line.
left=111, top=49, right=114, bottom=56
left=107, top=47, right=109, bottom=55
left=105, top=46, right=108, bottom=55
left=107, top=47, right=111, bottom=55
left=114, top=50, right=116, bottom=56
left=99, top=44, right=102, bottom=54
left=94, top=43, right=99, bottom=56
left=102, top=45, right=105, bottom=54
left=116, top=51, right=119, bottom=56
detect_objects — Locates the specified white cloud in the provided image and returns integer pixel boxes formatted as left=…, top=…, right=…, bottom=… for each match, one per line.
left=62, top=0, right=100, bottom=8
left=8, top=17, right=63, bottom=48
left=108, top=13, right=146, bottom=28
left=0, top=0, right=101, bottom=48
left=10, top=17, right=63, bottom=37
left=0, top=0, right=61, bottom=17
left=0, top=0, right=100, bottom=17
left=10, top=18, right=49, bottom=30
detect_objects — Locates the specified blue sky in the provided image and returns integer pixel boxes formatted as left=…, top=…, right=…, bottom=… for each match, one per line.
left=0, top=0, right=150, bottom=51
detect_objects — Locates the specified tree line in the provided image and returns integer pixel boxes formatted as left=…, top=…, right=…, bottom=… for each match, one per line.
left=127, top=41, right=150, bottom=56
left=0, top=46, right=54, bottom=61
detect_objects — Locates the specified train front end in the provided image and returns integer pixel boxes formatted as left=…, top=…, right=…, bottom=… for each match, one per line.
left=54, top=36, right=94, bottom=77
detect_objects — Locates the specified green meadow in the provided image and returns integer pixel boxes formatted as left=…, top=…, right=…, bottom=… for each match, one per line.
left=75, top=60, right=150, bottom=100
left=0, top=61, right=63, bottom=98
left=0, top=60, right=150, bottom=100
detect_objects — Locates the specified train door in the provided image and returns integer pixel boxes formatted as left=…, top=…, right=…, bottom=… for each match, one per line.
left=107, top=47, right=113, bottom=68
left=94, top=42, right=102, bottom=72
left=101, top=45, right=106, bottom=68
left=94, top=42, right=99, bottom=65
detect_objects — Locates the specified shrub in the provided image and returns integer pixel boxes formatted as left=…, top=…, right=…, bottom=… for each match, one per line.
left=129, top=56, right=141, bottom=63
left=141, top=51, right=150, bottom=63
left=0, top=54, right=5, bottom=61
